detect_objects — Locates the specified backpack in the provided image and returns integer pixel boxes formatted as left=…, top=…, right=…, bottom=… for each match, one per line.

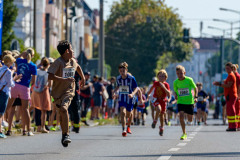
left=33, top=72, right=47, bottom=92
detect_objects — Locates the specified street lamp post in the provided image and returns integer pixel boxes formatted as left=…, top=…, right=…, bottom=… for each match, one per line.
left=219, top=8, right=240, bottom=70
left=213, top=19, right=239, bottom=62
left=71, top=15, right=84, bottom=57
left=208, top=26, right=225, bottom=81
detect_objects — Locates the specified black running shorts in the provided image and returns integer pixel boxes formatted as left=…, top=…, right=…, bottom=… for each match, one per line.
left=177, top=104, right=194, bottom=115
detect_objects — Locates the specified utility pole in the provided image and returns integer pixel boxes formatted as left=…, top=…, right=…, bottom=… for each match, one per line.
left=65, top=0, right=68, bottom=40
left=33, top=0, right=36, bottom=49
left=221, top=36, right=224, bottom=82
left=45, top=13, right=50, bottom=57
left=99, top=0, right=104, bottom=77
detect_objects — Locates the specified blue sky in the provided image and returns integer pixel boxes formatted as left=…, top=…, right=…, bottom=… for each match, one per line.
left=85, top=0, right=240, bottom=38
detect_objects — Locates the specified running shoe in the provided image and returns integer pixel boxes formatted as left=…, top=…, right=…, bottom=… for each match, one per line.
left=127, top=127, right=132, bottom=134
left=151, top=121, right=156, bottom=129
left=159, top=127, right=164, bottom=136
left=2, top=121, right=8, bottom=127
left=0, top=133, right=7, bottom=138
left=28, top=131, right=34, bottom=136
left=122, top=131, right=127, bottom=137
left=142, top=121, right=145, bottom=126
left=62, top=134, right=71, bottom=147
left=5, top=131, right=12, bottom=136
left=22, top=130, right=27, bottom=136
left=168, top=121, right=171, bottom=126
left=50, top=126, right=56, bottom=131
left=180, top=134, right=187, bottom=140
left=197, top=121, right=200, bottom=126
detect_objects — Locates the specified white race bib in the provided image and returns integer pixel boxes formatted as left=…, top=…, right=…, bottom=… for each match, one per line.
left=119, top=86, right=129, bottom=94
left=198, top=96, right=204, bottom=101
left=178, top=88, right=189, bottom=97
left=63, top=68, right=75, bottom=78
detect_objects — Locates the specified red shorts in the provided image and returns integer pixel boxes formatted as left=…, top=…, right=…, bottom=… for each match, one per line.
left=152, top=98, right=166, bottom=113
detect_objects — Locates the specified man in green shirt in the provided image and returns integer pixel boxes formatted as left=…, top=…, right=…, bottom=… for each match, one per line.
left=173, top=65, right=198, bottom=140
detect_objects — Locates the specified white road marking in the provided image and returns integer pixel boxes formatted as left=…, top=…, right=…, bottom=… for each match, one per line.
left=157, top=155, right=172, bottom=160
left=168, top=148, right=180, bottom=151
left=189, top=134, right=196, bottom=136
left=183, top=139, right=191, bottom=142
left=191, top=132, right=197, bottom=134
left=177, top=143, right=187, bottom=146
left=188, top=136, right=194, bottom=139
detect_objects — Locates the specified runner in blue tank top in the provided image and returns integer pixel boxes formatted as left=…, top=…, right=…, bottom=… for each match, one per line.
left=113, top=62, right=139, bottom=137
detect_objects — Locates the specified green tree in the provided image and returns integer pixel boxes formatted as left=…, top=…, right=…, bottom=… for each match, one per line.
left=2, top=0, right=18, bottom=51
left=105, top=0, right=192, bottom=83
left=206, top=34, right=240, bottom=77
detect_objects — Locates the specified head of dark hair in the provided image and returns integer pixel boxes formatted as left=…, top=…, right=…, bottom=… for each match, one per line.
left=93, top=75, right=99, bottom=79
left=99, top=77, right=103, bottom=82
left=41, top=57, right=50, bottom=68
left=225, top=62, right=233, bottom=68
left=57, top=40, right=71, bottom=55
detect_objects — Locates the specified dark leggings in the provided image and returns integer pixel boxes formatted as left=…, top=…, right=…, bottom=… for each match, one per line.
left=35, top=108, right=41, bottom=126
left=80, top=96, right=91, bottom=118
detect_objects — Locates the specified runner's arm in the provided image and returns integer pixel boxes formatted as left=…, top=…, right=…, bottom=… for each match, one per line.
left=80, top=82, right=92, bottom=90
left=128, top=87, right=139, bottom=98
left=31, top=75, right=36, bottom=86
left=220, top=81, right=233, bottom=88
left=147, top=86, right=154, bottom=98
left=48, top=73, right=74, bottom=82
left=112, top=86, right=119, bottom=99
left=76, top=65, right=85, bottom=87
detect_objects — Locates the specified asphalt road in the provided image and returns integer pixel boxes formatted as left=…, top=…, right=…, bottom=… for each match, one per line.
left=1, top=113, right=240, bottom=160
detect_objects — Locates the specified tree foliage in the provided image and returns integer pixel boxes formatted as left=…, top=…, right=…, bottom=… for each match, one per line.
left=105, top=0, right=192, bottom=83
left=206, top=33, right=240, bottom=77
left=2, top=0, right=18, bottom=51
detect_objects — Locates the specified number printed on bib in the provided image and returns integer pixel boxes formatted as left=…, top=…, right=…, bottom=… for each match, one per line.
left=63, top=68, right=75, bottom=78
left=178, top=88, right=189, bottom=97
left=119, top=86, right=129, bottom=94
left=198, top=96, right=204, bottom=101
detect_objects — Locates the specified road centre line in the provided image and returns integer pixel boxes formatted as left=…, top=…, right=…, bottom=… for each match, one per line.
left=177, top=143, right=187, bottom=146
left=168, top=148, right=180, bottom=151
left=157, top=155, right=172, bottom=160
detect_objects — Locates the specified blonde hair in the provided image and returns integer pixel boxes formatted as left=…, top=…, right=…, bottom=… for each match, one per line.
left=3, top=55, right=15, bottom=65
left=11, top=50, right=20, bottom=58
left=232, top=64, right=239, bottom=71
left=2, top=50, right=12, bottom=60
left=157, top=69, right=168, bottom=79
left=118, top=62, right=128, bottom=69
left=26, top=48, right=34, bottom=63
left=176, top=65, right=185, bottom=72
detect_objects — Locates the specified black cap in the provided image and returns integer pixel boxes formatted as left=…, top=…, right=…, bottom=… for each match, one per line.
left=84, top=71, right=90, bottom=75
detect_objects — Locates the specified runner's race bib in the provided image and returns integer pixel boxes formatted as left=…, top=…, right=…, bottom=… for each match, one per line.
left=178, top=88, right=189, bottom=97
left=63, top=68, right=75, bottom=78
left=198, top=96, right=204, bottom=101
left=119, top=86, right=129, bottom=94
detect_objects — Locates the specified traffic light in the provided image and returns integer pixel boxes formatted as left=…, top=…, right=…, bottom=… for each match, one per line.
left=183, top=28, right=190, bottom=43
left=69, top=7, right=76, bottom=18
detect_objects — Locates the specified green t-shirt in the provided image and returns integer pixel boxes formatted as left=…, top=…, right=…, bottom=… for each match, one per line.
left=173, top=76, right=197, bottom=105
